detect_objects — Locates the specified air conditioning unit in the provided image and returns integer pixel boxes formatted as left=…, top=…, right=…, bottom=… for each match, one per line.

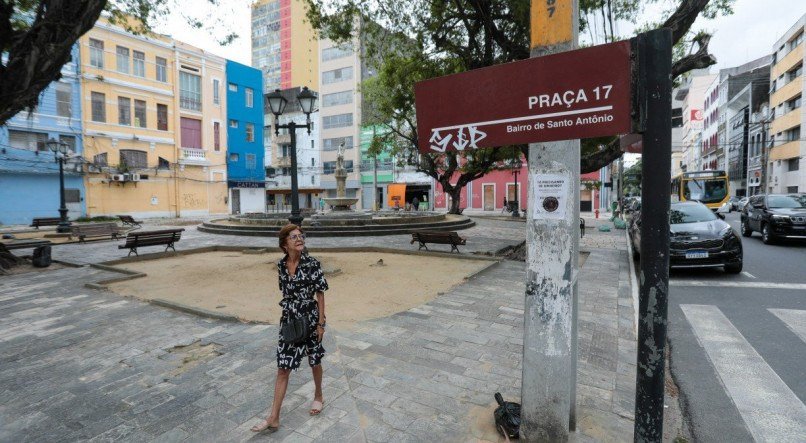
left=112, top=174, right=125, bottom=182
left=130, top=173, right=141, bottom=182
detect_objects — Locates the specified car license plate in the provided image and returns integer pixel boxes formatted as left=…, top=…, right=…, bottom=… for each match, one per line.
left=686, top=251, right=708, bottom=259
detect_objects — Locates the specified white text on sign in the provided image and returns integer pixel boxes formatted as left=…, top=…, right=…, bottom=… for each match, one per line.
left=528, top=85, right=613, bottom=110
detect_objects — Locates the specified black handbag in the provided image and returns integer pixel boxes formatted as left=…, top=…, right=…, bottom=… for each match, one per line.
left=281, top=315, right=310, bottom=345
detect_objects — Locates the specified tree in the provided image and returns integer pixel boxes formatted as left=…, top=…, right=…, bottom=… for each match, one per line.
left=0, top=0, right=236, bottom=125
left=306, top=0, right=735, bottom=192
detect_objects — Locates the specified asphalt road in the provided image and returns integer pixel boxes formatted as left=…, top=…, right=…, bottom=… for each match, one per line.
left=664, top=212, right=806, bottom=442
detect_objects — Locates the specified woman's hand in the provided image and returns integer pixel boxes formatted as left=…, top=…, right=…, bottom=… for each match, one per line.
left=316, top=324, right=325, bottom=342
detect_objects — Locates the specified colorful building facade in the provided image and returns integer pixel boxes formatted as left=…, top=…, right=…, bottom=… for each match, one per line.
left=78, top=19, right=228, bottom=218
left=251, top=0, right=318, bottom=92
left=226, top=60, right=265, bottom=214
left=0, top=45, right=85, bottom=225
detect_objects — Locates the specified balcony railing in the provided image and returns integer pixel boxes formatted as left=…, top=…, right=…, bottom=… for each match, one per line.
left=179, top=147, right=208, bottom=165
left=180, top=96, right=202, bottom=112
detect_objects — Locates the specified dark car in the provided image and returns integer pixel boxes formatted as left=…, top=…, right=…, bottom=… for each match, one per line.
left=630, top=201, right=743, bottom=273
left=740, top=193, right=806, bottom=244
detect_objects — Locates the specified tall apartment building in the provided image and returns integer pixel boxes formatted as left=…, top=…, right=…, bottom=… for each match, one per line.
left=678, top=70, right=716, bottom=173
left=318, top=36, right=363, bottom=207
left=251, top=0, right=318, bottom=92
left=79, top=18, right=227, bottom=218
left=768, top=14, right=806, bottom=194
left=0, top=45, right=85, bottom=225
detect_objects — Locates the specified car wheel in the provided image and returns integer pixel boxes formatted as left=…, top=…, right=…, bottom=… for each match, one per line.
left=740, top=220, right=752, bottom=237
left=761, top=223, right=776, bottom=245
left=724, top=262, right=743, bottom=274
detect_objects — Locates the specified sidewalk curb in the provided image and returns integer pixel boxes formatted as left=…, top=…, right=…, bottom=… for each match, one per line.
left=625, top=228, right=639, bottom=334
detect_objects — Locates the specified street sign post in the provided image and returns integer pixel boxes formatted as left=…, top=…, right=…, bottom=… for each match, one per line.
left=414, top=40, right=632, bottom=154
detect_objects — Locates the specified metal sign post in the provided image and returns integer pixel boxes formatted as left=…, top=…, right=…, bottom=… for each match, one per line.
left=633, top=28, right=673, bottom=442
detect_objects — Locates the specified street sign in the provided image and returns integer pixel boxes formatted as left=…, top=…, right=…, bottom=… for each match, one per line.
left=414, top=40, right=632, bottom=154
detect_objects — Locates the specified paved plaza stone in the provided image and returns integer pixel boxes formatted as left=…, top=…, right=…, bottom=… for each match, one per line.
left=0, top=216, right=635, bottom=442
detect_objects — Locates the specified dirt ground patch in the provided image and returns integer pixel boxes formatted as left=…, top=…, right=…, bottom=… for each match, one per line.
left=107, top=251, right=494, bottom=327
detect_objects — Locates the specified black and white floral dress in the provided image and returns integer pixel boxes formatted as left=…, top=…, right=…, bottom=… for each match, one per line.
left=276, top=252, right=329, bottom=370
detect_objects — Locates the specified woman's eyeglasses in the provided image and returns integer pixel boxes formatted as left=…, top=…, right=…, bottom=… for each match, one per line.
left=289, top=234, right=306, bottom=241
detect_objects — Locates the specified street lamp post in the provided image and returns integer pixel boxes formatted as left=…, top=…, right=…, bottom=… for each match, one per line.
left=511, top=148, right=521, bottom=217
left=266, top=87, right=317, bottom=226
left=46, top=138, right=72, bottom=233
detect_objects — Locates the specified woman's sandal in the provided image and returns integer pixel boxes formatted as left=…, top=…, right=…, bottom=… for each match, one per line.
left=309, top=400, right=324, bottom=416
left=250, top=418, right=279, bottom=432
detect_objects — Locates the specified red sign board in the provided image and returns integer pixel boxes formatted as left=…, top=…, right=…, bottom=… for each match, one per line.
left=415, top=40, right=632, bottom=153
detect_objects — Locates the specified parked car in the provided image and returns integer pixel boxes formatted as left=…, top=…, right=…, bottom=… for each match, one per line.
left=740, top=193, right=806, bottom=244
left=630, top=201, right=743, bottom=273
left=737, top=197, right=749, bottom=211
left=727, top=196, right=741, bottom=211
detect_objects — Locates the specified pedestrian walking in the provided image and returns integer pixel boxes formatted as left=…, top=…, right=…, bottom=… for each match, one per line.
left=251, top=224, right=329, bottom=432
left=412, top=196, right=419, bottom=211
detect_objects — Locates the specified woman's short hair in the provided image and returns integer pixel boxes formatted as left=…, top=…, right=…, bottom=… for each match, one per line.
left=278, top=224, right=303, bottom=253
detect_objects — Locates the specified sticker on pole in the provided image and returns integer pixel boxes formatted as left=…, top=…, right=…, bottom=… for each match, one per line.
left=532, top=174, right=569, bottom=219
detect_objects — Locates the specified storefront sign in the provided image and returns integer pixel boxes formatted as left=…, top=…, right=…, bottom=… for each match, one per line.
left=228, top=180, right=265, bottom=189
left=414, top=40, right=632, bottom=153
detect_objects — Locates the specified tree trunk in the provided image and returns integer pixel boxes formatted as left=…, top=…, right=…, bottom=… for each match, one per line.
left=448, top=186, right=463, bottom=214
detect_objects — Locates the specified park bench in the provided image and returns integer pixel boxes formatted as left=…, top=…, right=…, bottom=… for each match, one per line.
left=411, top=231, right=467, bottom=253
left=70, top=223, right=127, bottom=243
left=29, top=217, right=61, bottom=229
left=1, top=239, right=52, bottom=250
left=118, top=229, right=184, bottom=256
left=118, top=215, right=143, bottom=228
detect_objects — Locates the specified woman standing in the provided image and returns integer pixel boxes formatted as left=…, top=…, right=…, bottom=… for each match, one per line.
left=251, top=224, right=329, bottom=432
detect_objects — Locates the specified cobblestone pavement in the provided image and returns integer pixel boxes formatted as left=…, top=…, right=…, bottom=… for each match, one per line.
left=0, top=217, right=635, bottom=442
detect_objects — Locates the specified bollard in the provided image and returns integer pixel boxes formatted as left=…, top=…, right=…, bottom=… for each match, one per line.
left=595, top=208, right=599, bottom=219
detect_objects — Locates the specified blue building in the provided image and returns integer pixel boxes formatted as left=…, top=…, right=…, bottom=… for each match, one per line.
left=0, top=45, right=85, bottom=226
left=225, top=60, right=265, bottom=214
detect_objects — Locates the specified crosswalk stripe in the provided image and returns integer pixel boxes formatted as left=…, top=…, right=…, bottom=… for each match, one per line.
left=681, top=304, right=806, bottom=442
left=769, top=309, right=806, bottom=343
left=671, top=280, right=806, bottom=290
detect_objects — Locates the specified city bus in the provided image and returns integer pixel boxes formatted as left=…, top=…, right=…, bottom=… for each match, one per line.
left=671, top=170, right=730, bottom=210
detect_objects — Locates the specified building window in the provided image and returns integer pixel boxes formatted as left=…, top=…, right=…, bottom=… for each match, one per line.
left=213, top=79, right=220, bottom=105
left=132, top=50, right=145, bottom=77
left=322, top=45, right=352, bottom=62
left=790, top=31, right=804, bottom=50
left=788, top=157, right=800, bottom=171
left=311, top=175, right=315, bottom=185
left=120, top=149, right=147, bottom=169
left=158, top=157, right=170, bottom=169
left=322, top=66, right=354, bottom=84
left=89, top=39, right=104, bottom=68
left=787, top=186, right=799, bottom=193
left=156, top=57, right=167, bottom=82
left=228, top=83, right=237, bottom=92
left=323, top=160, right=353, bottom=174
left=229, top=119, right=238, bottom=128
left=180, top=117, right=202, bottom=149
left=245, top=87, right=253, bottom=107
left=64, top=189, right=81, bottom=204
left=91, top=92, right=106, bottom=122
left=787, top=95, right=802, bottom=112
left=323, top=136, right=353, bottom=151
left=311, top=140, right=315, bottom=150
left=157, top=104, right=168, bottom=131
left=59, top=135, right=76, bottom=153
left=116, top=46, right=129, bottom=74
left=93, top=152, right=108, bottom=166
left=213, top=121, right=220, bottom=151
left=8, top=130, right=48, bottom=151
left=56, top=82, right=72, bottom=118
left=229, top=153, right=239, bottom=162
left=786, top=125, right=801, bottom=142
left=118, top=96, right=131, bottom=125
left=322, top=113, right=353, bottom=129
left=246, top=123, right=254, bottom=142
left=134, top=100, right=147, bottom=128
left=788, top=64, right=803, bottom=83
left=246, top=153, right=256, bottom=170
left=179, top=71, right=202, bottom=111
left=311, top=158, right=314, bottom=167
left=322, top=90, right=353, bottom=107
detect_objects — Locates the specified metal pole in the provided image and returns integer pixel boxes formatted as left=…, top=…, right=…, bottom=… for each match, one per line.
left=618, top=158, right=624, bottom=217
left=373, top=154, right=379, bottom=211
left=522, top=0, right=579, bottom=440
left=633, top=28, right=672, bottom=443
left=56, top=155, right=71, bottom=233
left=288, top=121, right=303, bottom=225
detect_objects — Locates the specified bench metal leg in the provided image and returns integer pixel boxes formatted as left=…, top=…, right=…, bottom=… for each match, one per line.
left=418, top=241, right=428, bottom=251
left=128, top=247, right=137, bottom=257
left=451, top=244, right=460, bottom=253
left=165, top=242, right=176, bottom=252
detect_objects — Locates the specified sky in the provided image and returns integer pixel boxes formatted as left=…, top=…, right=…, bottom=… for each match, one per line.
left=156, top=0, right=806, bottom=72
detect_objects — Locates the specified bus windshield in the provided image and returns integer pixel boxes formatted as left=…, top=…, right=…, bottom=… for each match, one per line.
left=683, top=178, right=727, bottom=204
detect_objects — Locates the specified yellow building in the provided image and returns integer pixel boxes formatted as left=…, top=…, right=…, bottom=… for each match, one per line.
left=79, top=19, right=227, bottom=217
left=768, top=15, right=805, bottom=194
left=251, top=0, right=318, bottom=92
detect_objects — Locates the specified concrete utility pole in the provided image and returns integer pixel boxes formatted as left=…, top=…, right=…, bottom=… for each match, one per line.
left=373, top=154, right=379, bottom=210
left=521, top=0, right=580, bottom=441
